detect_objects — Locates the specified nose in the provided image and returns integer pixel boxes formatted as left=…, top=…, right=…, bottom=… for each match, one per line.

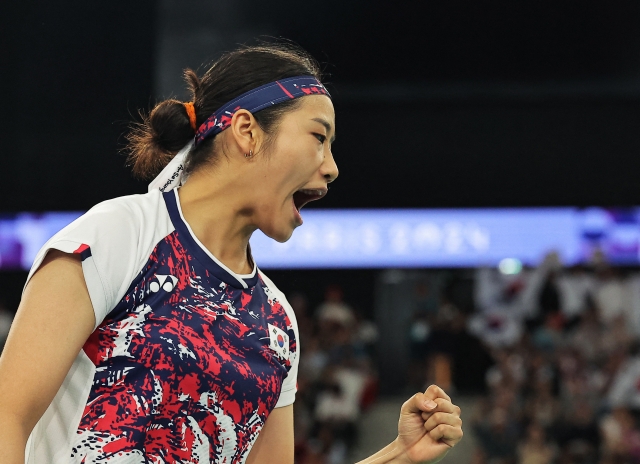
left=321, top=148, right=339, bottom=183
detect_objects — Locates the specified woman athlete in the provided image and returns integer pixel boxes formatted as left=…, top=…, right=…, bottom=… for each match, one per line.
left=0, top=43, right=462, bottom=463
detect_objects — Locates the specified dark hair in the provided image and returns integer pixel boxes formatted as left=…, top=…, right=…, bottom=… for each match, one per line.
left=126, top=43, right=323, bottom=179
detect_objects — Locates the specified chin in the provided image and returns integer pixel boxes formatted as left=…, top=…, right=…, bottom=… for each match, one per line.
left=259, top=221, right=297, bottom=243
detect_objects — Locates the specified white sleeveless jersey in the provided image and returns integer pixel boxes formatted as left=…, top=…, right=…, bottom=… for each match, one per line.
left=24, top=188, right=299, bottom=464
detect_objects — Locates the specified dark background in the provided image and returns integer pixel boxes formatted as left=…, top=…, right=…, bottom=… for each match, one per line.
left=2, top=5, right=640, bottom=459
left=3, top=1, right=640, bottom=213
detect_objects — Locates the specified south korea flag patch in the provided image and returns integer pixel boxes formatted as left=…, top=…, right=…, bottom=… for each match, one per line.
left=268, top=323, right=290, bottom=360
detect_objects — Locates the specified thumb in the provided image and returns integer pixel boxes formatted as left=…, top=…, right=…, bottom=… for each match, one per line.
left=401, top=392, right=438, bottom=416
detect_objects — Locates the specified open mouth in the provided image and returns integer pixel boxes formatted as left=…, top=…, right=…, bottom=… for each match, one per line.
left=292, top=188, right=328, bottom=213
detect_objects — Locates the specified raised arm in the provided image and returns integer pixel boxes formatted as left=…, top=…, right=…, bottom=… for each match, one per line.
left=244, top=385, right=462, bottom=464
left=357, top=385, right=463, bottom=464
left=0, top=250, right=96, bottom=463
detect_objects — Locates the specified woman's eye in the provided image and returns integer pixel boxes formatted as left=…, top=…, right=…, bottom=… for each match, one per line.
left=314, top=133, right=326, bottom=144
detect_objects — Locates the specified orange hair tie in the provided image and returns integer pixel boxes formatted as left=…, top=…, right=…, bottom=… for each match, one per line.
left=183, top=102, right=197, bottom=131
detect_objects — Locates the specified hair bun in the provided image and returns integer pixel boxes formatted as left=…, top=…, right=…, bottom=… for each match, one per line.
left=127, top=41, right=323, bottom=179
left=126, top=99, right=195, bottom=179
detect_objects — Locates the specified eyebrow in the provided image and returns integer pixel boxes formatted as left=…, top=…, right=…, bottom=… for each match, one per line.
left=311, top=117, right=336, bottom=143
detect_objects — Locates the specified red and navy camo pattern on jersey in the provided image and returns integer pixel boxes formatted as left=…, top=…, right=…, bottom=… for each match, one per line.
left=74, top=231, right=296, bottom=463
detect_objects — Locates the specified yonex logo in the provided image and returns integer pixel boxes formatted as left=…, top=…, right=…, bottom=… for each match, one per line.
left=149, top=274, right=178, bottom=293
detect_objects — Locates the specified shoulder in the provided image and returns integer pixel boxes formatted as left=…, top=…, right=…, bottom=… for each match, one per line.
left=57, top=190, right=174, bottom=248
left=27, top=190, right=176, bottom=325
left=258, top=271, right=286, bottom=305
left=81, top=190, right=170, bottom=229
left=258, top=271, right=298, bottom=327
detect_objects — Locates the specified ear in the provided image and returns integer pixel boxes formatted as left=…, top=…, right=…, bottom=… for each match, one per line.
left=228, top=109, right=261, bottom=157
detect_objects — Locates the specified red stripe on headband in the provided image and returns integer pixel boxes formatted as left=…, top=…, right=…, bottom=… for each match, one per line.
left=194, top=76, right=330, bottom=146
left=276, top=80, right=295, bottom=99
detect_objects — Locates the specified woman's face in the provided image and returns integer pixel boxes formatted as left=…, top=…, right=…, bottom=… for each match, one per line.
left=251, top=94, right=338, bottom=242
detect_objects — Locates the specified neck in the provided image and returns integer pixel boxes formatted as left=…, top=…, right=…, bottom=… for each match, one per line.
left=176, top=165, right=257, bottom=275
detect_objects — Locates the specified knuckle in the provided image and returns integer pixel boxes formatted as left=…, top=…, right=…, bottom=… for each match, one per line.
left=404, top=393, right=420, bottom=407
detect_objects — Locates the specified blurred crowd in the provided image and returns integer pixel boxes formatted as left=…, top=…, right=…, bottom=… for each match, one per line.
left=463, top=253, right=640, bottom=464
left=290, top=285, right=379, bottom=464
left=5, top=251, right=640, bottom=464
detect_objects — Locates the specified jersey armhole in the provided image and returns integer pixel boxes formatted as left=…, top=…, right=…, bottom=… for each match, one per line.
left=24, top=239, right=108, bottom=330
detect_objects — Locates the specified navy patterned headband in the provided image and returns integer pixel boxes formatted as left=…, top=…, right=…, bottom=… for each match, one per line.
left=148, top=76, right=330, bottom=192
left=194, top=75, right=330, bottom=146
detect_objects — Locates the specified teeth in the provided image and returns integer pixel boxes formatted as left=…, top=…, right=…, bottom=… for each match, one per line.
left=298, top=189, right=325, bottom=196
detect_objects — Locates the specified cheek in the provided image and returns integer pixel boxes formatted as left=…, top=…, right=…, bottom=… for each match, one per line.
left=274, top=132, right=324, bottom=172
left=291, top=147, right=324, bottom=181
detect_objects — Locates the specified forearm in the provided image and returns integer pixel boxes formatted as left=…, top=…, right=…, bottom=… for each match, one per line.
left=0, top=412, right=29, bottom=464
left=355, top=438, right=409, bottom=464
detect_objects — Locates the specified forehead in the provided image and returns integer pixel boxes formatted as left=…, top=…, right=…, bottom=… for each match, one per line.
left=294, top=95, right=335, bottom=125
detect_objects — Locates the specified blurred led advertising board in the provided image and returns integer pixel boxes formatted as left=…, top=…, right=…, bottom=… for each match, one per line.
left=1, top=207, right=638, bottom=270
